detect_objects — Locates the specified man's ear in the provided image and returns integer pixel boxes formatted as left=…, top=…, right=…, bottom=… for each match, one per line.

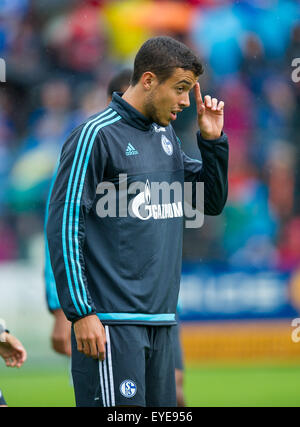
left=141, top=72, right=157, bottom=91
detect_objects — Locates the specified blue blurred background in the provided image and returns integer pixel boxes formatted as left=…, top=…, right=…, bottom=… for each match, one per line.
left=0, top=0, right=300, bottom=407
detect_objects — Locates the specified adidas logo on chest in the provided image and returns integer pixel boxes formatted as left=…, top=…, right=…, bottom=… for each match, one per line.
left=125, top=143, right=139, bottom=156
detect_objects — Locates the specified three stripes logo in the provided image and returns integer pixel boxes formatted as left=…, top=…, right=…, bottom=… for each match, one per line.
left=125, top=143, right=139, bottom=156
left=98, top=326, right=116, bottom=406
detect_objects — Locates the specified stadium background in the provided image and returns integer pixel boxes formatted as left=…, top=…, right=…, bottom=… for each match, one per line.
left=0, top=0, right=300, bottom=407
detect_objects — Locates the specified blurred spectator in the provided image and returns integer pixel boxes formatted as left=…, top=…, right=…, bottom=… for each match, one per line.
left=73, top=83, right=108, bottom=123
left=286, top=23, right=300, bottom=65
left=219, top=77, right=254, bottom=138
left=247, top=0, right=299, bottom=60
left=190, top=4, right=243, bottom=77
left=44, top=3, right=107, bottom=76
left=267, top=141, right=295, bottom=220
left=223, top=177, right=278, bottom=265
left=27, top=79, right=75, bottom=151
left=0, top=93, right=15, bottom=171
left=277, top=218, right=300, bottom=271
left=259, top=78, right=296, bottom=140
left=0, top=0, right=29, bottom=57
left=240, top=33, right=268, bottom=95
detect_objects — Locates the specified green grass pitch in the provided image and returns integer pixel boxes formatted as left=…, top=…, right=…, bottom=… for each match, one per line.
left=1, top=362, right=300, bottom=407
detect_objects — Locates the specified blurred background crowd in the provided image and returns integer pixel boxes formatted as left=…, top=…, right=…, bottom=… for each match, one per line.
left=0, top=0, right=299, bottom=272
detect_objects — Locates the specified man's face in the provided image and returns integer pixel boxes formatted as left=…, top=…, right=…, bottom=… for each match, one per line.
left=144, top=68, right=198, bottom=127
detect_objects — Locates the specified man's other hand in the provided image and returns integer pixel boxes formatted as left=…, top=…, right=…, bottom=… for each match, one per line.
left=51, top=309, right=72, bottom=356
left=0, top=333, right=27, bottom=368
left=73, top=315, right=106, bottom=360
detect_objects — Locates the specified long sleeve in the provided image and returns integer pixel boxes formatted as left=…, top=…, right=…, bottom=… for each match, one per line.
left=44, top=164, right=61, bottom=312
left=182, top=131, right=229, bottom=215
left=46, top=124, right=108, bottom=323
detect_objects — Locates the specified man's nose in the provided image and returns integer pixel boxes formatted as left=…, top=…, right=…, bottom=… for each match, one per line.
left=179, top=93, right=190, bottom=109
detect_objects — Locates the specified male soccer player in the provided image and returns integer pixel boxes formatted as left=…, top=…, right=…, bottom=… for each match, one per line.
left=45, top=67, right=187, bottom=405
left=0, top=318, right=27, bottom=406
left=45, top=68, right=187, bottom=405
left=47, top=36, right=228, bottom=407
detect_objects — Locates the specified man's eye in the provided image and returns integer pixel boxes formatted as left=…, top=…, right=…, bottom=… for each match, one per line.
left=177, top=87, right=184, bottom=93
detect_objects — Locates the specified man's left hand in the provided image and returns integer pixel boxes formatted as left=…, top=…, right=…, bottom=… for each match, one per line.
left=194, top=82, right=224, bottom=140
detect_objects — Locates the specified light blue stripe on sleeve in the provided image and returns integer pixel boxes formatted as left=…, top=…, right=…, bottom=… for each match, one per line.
left=97, top=313, right=176, bottom=322
left=44, top=161, right=60, bottom=310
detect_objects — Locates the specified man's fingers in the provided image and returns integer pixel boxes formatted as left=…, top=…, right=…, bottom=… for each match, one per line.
left=98, top=348, right=106, bottom=361
left=18, top=347, right=27, bottom=364
left=53, top=338, right=70, bottom=356
left=97, top=341, right=106, bottom=361
left=5, top=356, right=17, bottom=367
left=203, top=96, right=224, bottom=113
left=194, top=82, right=205, bottom=115
left=52, top=338, right=65, bottom=354
left=97, top=333, right=106, bottom=361
left=74, top=315, right=107, bottom=359
left=194, top=82, right=203, bottom=103
left=77, top=335, right=105, bottom=359
left=89, top=339, right=99, bottom=360
left=77, top=338, right=84, bottom=353
left=204, top=95, right=212, bottom=108
left=83, top=340, right=92, bottom=357
left=52, top=331, right=71, bottom=356
left=217, top=100, right=224, bottom=111
left=15, top=351, right=26, bottom=368
left=211, top=98, right=218, bottom=110
left=65, top=341, right=72, bottom=357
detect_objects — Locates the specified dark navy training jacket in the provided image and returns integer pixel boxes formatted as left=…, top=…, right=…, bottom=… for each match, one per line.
left=46, top=93, right=229, bottom=325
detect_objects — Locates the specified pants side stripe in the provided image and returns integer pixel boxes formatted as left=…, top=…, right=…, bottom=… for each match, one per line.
left=103, top=347, right=110, bottom=407
left=98, top=360, right=106, bottom=407
left=105, top=326, right=115, bottom=407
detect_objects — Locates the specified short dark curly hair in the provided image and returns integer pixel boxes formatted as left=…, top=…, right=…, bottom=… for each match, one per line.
left=131, top=36, right=204, bottom=86
left=107, top=69, right=132, bottom=98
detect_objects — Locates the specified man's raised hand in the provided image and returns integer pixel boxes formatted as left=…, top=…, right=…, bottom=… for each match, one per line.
left=194, top=82, right=224, bottom=140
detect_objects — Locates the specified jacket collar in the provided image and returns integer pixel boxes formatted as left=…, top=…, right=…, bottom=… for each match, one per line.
left=109, top=92, right=153, bottom=131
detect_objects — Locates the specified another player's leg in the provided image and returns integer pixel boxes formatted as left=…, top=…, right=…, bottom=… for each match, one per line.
left=175, top=368, right=185, bottom=407
left=172, top=322, right=186, bottom=406
left=0, top=389, right=7, bottom=407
